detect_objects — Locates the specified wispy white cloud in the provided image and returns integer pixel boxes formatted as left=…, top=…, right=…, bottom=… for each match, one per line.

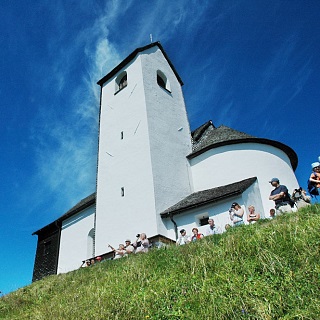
left=28, top=2, right=130, bottom=217
left=26, top=0, right=243, bottom=220
left=267, top=36, right=311, bottom=102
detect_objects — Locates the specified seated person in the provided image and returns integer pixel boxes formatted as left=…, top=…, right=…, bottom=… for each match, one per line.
left=225, top=223, right=231, bottom=231
left=190, top=228, right=204, bottom=242
left=176, top=229, right=190, bottom=245
left=133, top=233, right=150, bottom=253
left=269, top=208, right=275, bottom=219
left=108, top=244, right=126, bottom=259
left=291, top=187, right=311, bottom=209
left=229, top=202, right=244, bottom=226
left=309, top=162, right=320, bottom=195
left=80, top=259, right=91, bottom=268
left=205, top=219, right=222, bottom=236
left=124, top=239, right=135, bottom=254
left=246, top=205, right=260, bottom=224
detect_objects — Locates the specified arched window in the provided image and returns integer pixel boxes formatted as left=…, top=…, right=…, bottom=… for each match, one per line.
left=115, top=71, right=127, bottom=93
left=87, top=228, right=95, bottom=258
left=157, top=70, right=171, bottom=92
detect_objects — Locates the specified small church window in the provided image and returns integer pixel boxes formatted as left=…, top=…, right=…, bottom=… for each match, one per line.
left=119, top=74, right=127, bottom=90
left=115, top=71, right=127, bottom=94
left=157, top=70, right=171, bottom=92
left=157, top=74, right=166, bottom=89
left=121, top=131, right=124, bottom=140
left=199, top=217, right=209, bottom=226
left=121, top=187, right=125, bottom=197
left=195, top=213, right=209, bottom=226
left=87, top=229, right=94, bottom=258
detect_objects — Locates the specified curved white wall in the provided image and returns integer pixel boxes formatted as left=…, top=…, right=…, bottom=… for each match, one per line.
left=190, top=143, right=299, bottom=216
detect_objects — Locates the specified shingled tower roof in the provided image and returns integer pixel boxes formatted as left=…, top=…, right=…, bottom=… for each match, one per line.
left=188, top=121, right=298, bottom=170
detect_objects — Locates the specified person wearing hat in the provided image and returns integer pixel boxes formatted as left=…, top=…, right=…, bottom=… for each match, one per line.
left=309, top=162, right=320, bottom=195
left=269, top=178, right=292, bottom=215
left=176, top=229, right=190, bottom=246
left=229, top=202, right=244, bottom=226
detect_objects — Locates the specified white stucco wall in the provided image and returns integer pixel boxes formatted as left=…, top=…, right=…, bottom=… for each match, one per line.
left=57, top=205, right=95, bottom=274
left=189, top=143, right=299, bottom=217
left=95, top=46, right=192, bottom=255
left=141, top=47, right=192, bottom=235
left=95, top=54, right=156, bottom=255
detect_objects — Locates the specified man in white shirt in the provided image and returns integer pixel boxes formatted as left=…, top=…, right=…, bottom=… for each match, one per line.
left=205, top=219, right=222, bottom=236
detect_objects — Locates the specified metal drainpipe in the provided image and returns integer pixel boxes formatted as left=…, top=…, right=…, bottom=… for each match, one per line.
left=169, top=213, right=178, bottom=241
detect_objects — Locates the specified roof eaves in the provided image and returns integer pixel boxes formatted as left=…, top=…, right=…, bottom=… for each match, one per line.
left=32, top=193, right=96, bottom=236
left=97, top=42, right=183, bottom=86
left=161, top=190, right=241, bottom=218
left=187, top=138, right=298, bottom=170
left=161, top=177, right=257, bottom=218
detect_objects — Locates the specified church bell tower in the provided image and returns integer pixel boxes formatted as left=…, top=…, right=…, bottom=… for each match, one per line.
left=94, top=42, right=192, bottom=255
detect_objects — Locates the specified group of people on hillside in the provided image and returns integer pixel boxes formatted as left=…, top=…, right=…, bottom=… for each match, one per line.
left=177, top=162, right=320, bottom=246
left=108, top=233, right=150, bottom=260
left=83, top=160, right=320, bottom=260
left=228, top=202, right=260, bottom=225
left=81, top=256, right=102, bottom=267
left=176, top=220, right=221, bottom=246
left=81, top=233, right=150, bottom=267
left=177, top=218, right=225, bottom=245
left=269, top=157, right=320, bottom=216
left=176, top=204, right=261, bottom=246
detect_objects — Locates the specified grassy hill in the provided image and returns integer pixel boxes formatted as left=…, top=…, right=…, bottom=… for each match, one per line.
left=1, top=205, right=320, bottom=320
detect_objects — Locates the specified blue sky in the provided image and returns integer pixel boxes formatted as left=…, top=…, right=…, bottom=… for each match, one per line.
left=1, top=0, right=319, bottom=295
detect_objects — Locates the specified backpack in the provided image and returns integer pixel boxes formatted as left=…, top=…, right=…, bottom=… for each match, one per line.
left=307, top=173, right=319, bottom=197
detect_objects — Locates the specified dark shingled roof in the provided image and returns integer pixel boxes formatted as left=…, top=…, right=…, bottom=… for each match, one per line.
left=188, top=122, right=298, bottom=170
left=33, top=193, right=96, bottom=236
left=97, top=41, right=183, bottom=86
left=160, top=177, right=257, bottom=218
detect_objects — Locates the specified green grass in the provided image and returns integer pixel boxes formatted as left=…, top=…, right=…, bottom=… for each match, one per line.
left=1, top=205, right=320, bottom=319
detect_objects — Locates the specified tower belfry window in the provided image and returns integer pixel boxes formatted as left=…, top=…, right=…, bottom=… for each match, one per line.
left=157, top=74, right=166, bottom=89
left=115, top=71, right=127, bottom=94
left=119, top=74, right=127, bottom=89
left=157, top=70, right=171, bottom=92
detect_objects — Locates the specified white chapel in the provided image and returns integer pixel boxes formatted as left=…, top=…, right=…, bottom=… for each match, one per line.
left=32, top=42, right=299, bottom=280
